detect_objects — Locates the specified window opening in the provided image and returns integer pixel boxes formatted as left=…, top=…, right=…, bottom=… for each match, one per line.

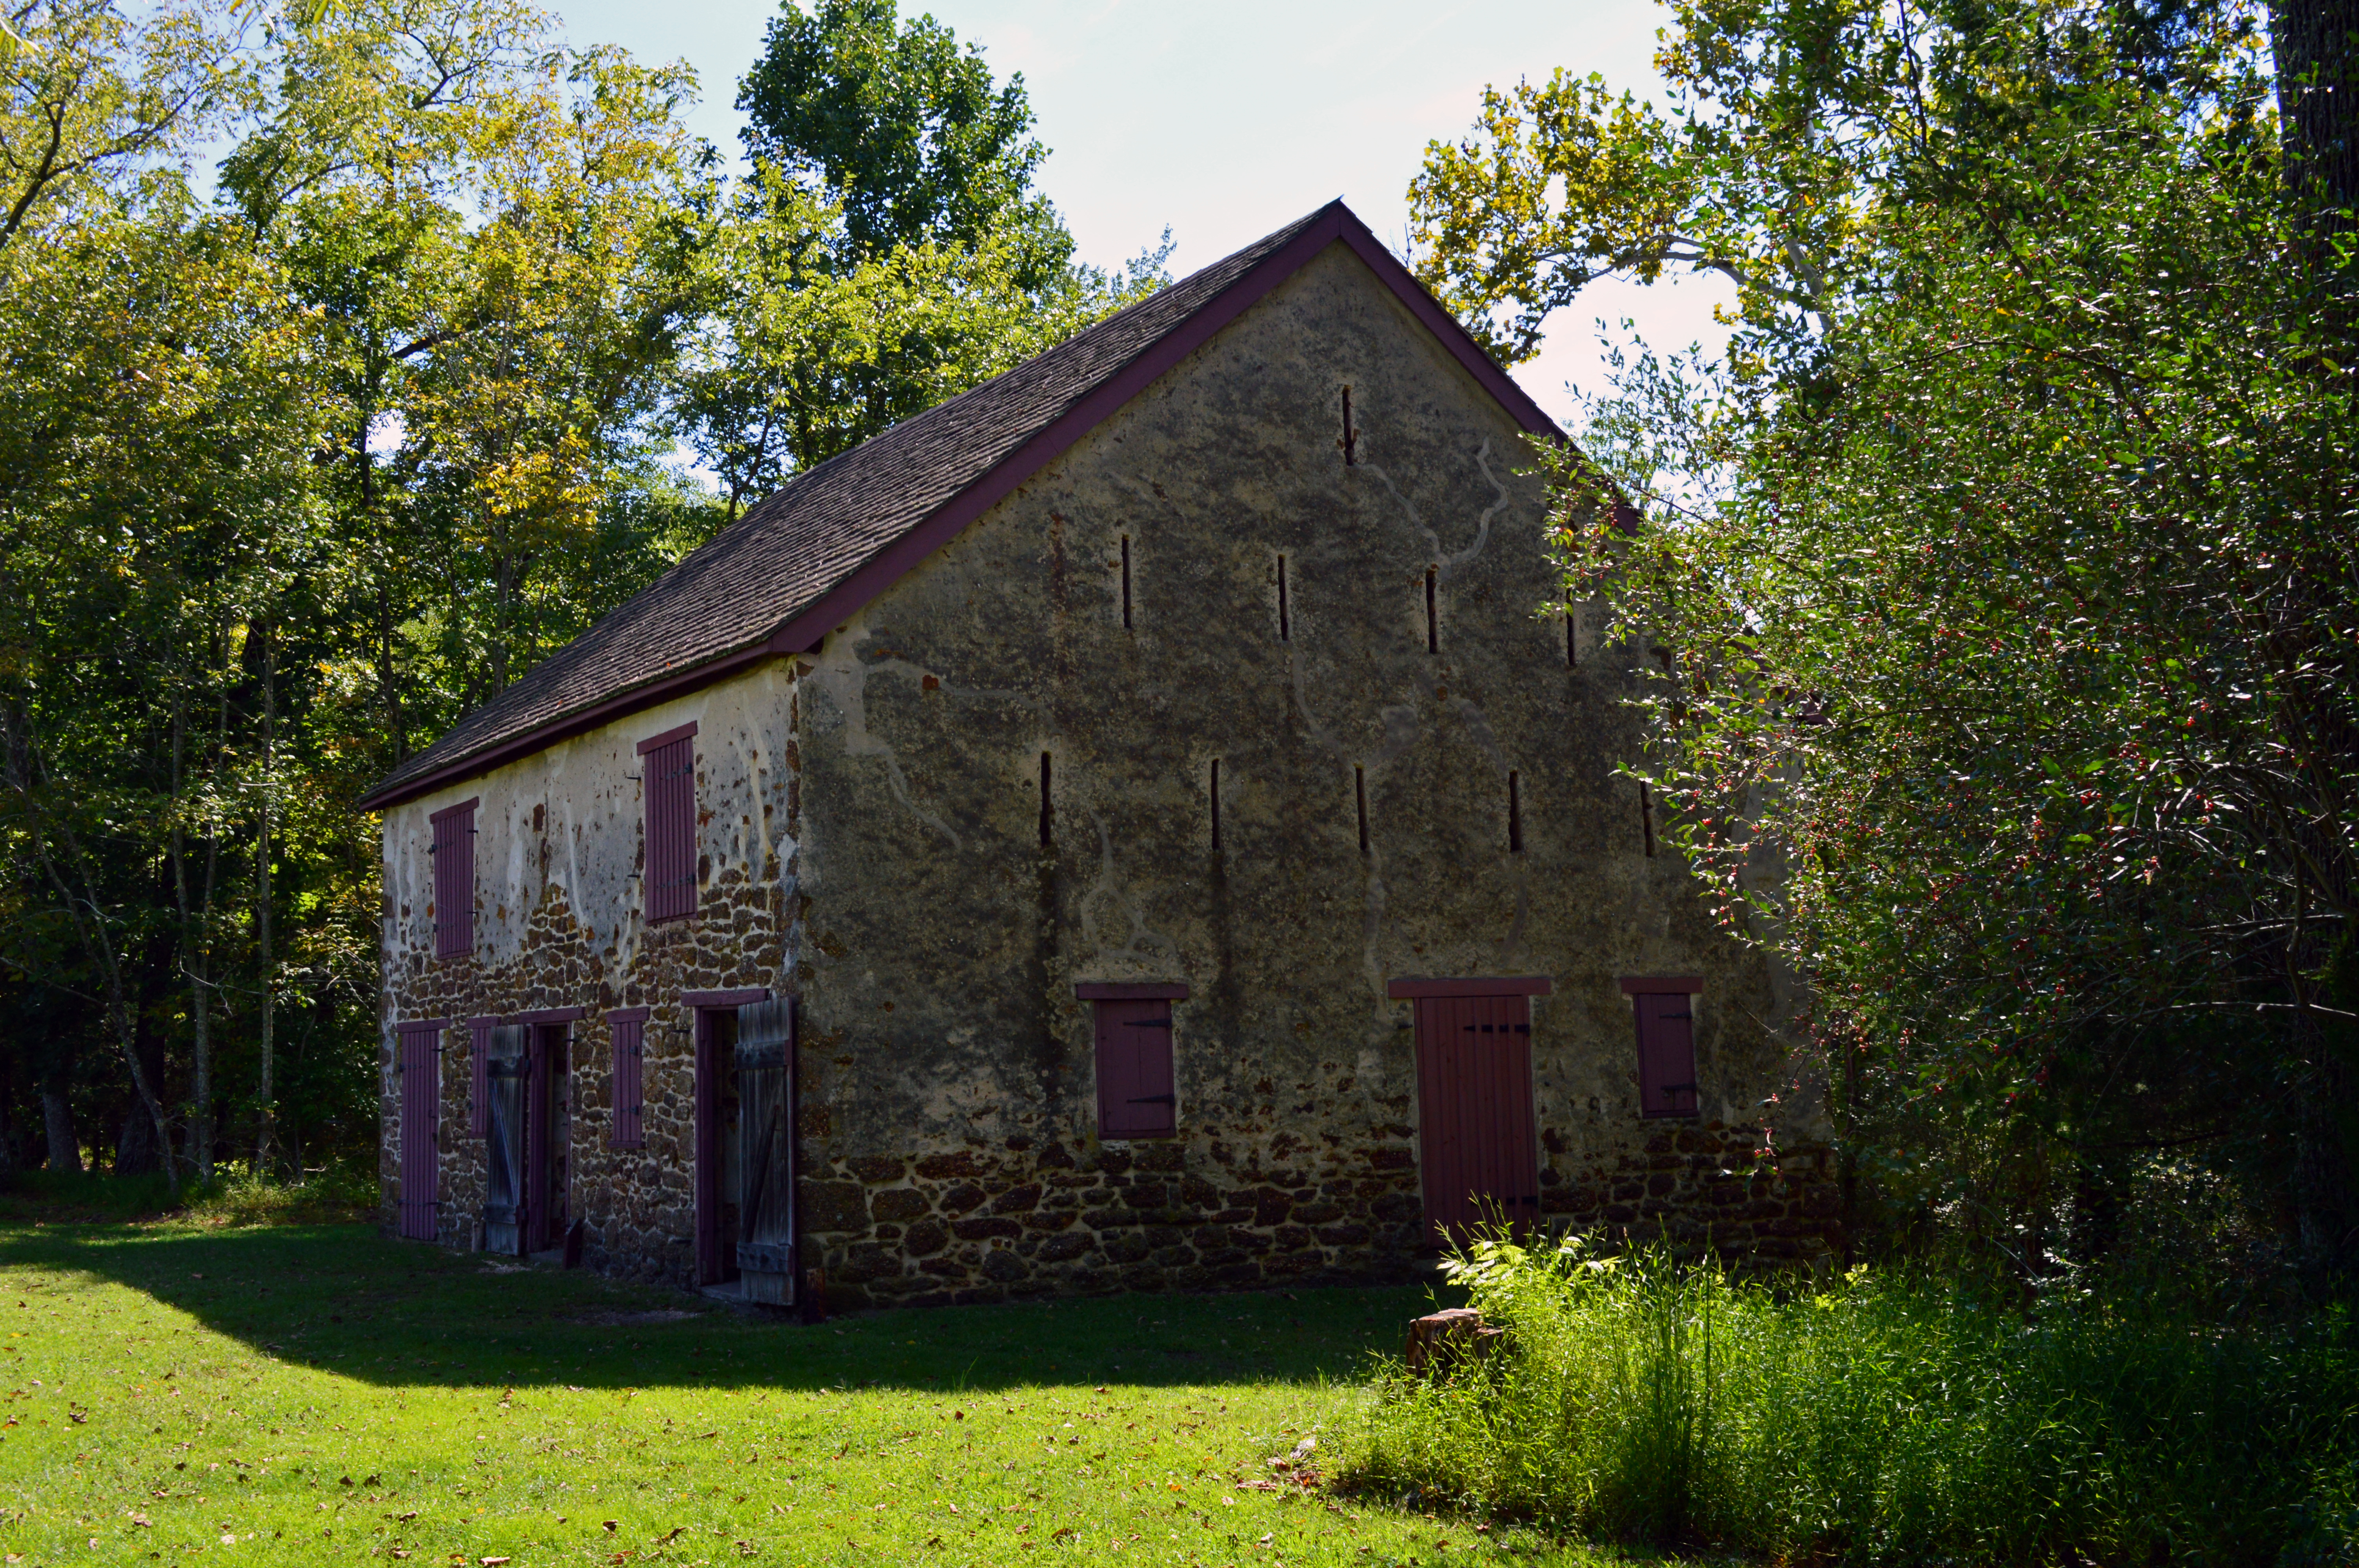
left=1209, top=759, right=1222, bottom=851
left=1038, top=752, right=1054, bottom=847
left=1120, top=535, right=1132, bottom=630
left=1640, top=781, right=1657, bottom=858
left=1355, top=765, right=1370, bottom=854
left=1090, top=998, right=1179, bottom=1139
left=1341, top=387, right=1357, bottom=465
left=1276, top=554, right=1290, bottom=641
left=1627, top=986, right=1701, bottom=1118
left=1508, top=770, right=1523, bottom=853
left=1566, top=608, right=1578, bottom=669
left=1425, top=567, right=1438, bottom=653
left=610, top=1010, right=648, bottom=1149
left=429, top=799, right=478, bottom=960
left=638, top=724, right=699, bottom=923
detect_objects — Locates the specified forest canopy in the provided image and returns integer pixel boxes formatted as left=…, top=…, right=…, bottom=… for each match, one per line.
left=0, top=0, right=1166, bottom=1185
left=1410, top=0, right=2359, bottom=1280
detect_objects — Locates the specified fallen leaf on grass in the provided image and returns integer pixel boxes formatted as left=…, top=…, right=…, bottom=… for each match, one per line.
left=481, top=1558, right=512, bottom=1566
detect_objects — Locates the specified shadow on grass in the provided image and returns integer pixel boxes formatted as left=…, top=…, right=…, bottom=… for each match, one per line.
left=0, top=1220, right=1454, bottom=1396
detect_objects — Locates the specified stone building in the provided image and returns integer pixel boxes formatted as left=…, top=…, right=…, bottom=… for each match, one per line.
left=362, top=201, right=1839, bottom=1311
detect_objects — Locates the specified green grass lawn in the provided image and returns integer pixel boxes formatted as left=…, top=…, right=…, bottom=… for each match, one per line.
left=0, top=1219, right=1646, bottom=1567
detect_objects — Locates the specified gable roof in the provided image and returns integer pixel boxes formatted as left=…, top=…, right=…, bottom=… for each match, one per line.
left=360, top=199, right=1560, bottom=812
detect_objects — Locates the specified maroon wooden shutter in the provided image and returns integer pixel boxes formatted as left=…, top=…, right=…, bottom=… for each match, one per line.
left=1411, top=994, right=1541, bottom=1244
left=1634, top=992, right=1701, bottom=1118
left=468, top=1016, right=495, bottom=1136
left=396, top=1024, right=440, bottom=1240
left=638, top=725, right=698, bottom=923
left=429, top=799, right=478, bottom=959
left=1094, top=1000, right=1177, bottom=1139
left=610, top=1009, right=647, bottom=1148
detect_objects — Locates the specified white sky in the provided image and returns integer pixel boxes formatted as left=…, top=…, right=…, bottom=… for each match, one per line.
left=556, top=0, right=1735, bottom=429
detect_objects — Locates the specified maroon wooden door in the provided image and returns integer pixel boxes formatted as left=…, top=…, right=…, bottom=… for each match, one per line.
left=523, top=1025, right=570, bottom=1253
left=1412, top=993, right=1541, bottom=1245
left=694, top=1008, right=741, bottom=1285
left=397, top=1027, right=439, bottom=1241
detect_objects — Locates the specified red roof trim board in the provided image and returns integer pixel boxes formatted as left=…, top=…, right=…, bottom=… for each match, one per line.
left=606, top=1006, right=652, bottom=1024
left=1618, top=976, right=1705, bottom=995
left=1074, top=982, right=1192, bottom=1000
left=681, top=988, right=769, bottom=1009
left=1386, top=976, right=1554, bottom=999
left=635, top=720, right=698, bottom=756
left=358, top=201, right=1569, bottom=814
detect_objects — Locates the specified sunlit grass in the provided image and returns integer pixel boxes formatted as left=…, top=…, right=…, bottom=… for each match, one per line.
left=0, top=1221, right=1655, bottom=1566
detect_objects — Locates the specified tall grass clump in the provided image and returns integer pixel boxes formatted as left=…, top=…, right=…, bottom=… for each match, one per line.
left=1332, top=1234, right=2359, bottom=1564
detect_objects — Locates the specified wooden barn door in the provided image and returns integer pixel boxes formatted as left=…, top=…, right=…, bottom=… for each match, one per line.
left=524, top=1024, right=571, bottom=1254
left=1412, top=993, right=1541, bottom=1245
left=694, top=1007, right=742, bottom=1287
left=397, top=1025, right=440, bottom=1241
left=482, top=1025, right=528, bottom=1256
left=734, top=998, right=796, bottom=1306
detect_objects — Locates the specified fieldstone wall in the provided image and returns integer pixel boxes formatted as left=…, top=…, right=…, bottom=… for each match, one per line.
left=797, top=1130, right=1427, bottom=1312
left=783, top=238, right=1839, bottom=1307
left=1544, top=1122, right=1843, bottom=1261
left=376, top=670, right=801, bottom=1287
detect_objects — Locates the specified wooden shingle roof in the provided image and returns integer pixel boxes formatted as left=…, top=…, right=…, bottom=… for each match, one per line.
left=360, top=200, right=1557, bottom=811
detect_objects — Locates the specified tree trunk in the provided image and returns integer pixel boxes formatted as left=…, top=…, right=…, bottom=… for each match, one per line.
left=2270, top=0, right=2359, bottom=1284
left=254, top=625, right=277, bottom=1176
left=113, top=1104, right=158, bottom=1176
left=41, top=1086, right=78, bottom=1174
left=0, top=705, right=176, bottom=1192
left=2272, top=0, right=2359, bottom=232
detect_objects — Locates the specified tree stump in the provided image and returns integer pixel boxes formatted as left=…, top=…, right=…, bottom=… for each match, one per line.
left=1403, top=1307, right=1505, bottom=1375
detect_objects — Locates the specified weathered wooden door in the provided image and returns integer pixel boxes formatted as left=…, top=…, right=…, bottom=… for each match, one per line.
left=734, top=998, right=796, bottom=1306
left=693, top=1008, right=741, bottom=1286
left=482, top=1024, right=528, bottom=1256
left=1412, top=993, right=1541, bottom=1245
left=397, top=1025, right=439, bottom=1241
left=524, top=1024, right=570, bottom=1253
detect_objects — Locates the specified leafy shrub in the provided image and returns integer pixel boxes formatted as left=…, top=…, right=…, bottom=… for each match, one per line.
left=0, top=1162, right=375, bottom=1228
left=175, top=1162, right=376, bottom=1227
left=1332, top=1234, right=2359, bottom=1564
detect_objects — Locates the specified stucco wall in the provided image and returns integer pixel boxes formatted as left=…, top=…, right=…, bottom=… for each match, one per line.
left=376, top=666, right=801, bottom=1282
left=786, top=240, right=1835, bottom=1310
